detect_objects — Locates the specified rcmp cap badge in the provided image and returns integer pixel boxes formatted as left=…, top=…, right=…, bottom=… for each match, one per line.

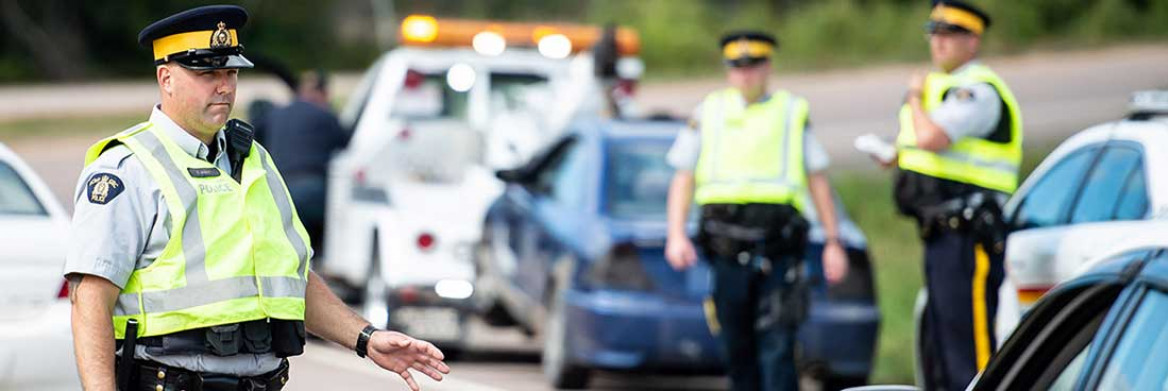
left=210, top=21, right=232, bottom=48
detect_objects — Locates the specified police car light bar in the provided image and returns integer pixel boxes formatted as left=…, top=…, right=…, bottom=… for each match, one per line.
left=1130, top=90, right=1168, bottom=115
left=399, top=14, right=641, bottom=57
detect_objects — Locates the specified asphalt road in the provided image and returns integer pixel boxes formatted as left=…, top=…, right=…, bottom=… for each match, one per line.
left=286, top=321, right=729, bottom=391
left=5, top=44, right=1168, bottom=390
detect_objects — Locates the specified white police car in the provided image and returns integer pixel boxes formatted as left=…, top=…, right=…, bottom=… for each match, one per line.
left=995, top=90, right=1168, bottom=337
left=318, top=15, right=643, bottom=353
left=0, top=142, right=77, bottom=390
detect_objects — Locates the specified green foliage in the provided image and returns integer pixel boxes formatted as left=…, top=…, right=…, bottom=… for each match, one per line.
left=2, top=0, right=1168, bottom=82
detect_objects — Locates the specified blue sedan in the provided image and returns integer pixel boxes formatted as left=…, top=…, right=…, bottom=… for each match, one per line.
left=475, top=118, right=879, bottom=389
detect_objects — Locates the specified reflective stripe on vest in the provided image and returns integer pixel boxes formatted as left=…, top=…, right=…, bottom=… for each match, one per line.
left=84, top=123, right=310, bottom=338
left=896, top=63, right=1023, bottom=194
left=693, top=88, right=808, bottom=210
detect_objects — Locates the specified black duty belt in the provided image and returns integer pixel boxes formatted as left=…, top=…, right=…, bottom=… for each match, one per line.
left=120, top=358, right=289, bottom=391
left=698, top=203, right=809, bottom=261
left=118, top=319, right=306, bottom=358
left=916, top=192, right=1008, bottom=254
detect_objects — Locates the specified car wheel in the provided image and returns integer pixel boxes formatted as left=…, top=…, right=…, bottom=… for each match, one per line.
left=362, top=233, right=390, bottom=329
left=542, top=258, right=590, bottom=390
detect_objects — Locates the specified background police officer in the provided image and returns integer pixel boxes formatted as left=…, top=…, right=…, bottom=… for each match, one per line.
left=664, top=31, right=848, bottom=391
left=882, top=2, right=1023, bottom=390
left=65, top=6, right=448, bottom=391
left=263, top=69, right=351, bottom=256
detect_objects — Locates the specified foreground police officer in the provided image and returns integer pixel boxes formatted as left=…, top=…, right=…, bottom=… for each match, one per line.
left=65, top=6, right=448, bottom=390
left=883, top=2, right=1022, bottom=390
left=665, top=31, right=849, bottom=391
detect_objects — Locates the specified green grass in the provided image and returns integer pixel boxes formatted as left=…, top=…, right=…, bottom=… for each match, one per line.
left=832, top=141, right=1061, bottom=384
left=833, top=170, right=921, bottom=384
left=0, top=114, right=145, bottom=142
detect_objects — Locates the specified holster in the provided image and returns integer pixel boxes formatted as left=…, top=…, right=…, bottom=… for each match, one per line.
left=916, top=192, right=1008, bottom=254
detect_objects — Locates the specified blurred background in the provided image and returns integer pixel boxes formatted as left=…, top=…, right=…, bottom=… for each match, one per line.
left=1, top=1, right=1167, bottom=390
left=4, top=0, right=1168, bottom=82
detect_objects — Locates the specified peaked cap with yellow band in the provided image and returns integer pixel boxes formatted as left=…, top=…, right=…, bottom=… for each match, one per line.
left=926, top=1, right=992, bottom=35
left=719, top=31, right=777, bottom=67
left=137, top=5, right=254, bottom=70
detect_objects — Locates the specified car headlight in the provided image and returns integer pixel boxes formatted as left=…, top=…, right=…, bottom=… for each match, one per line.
left=585, top=243, right=654, bottom=291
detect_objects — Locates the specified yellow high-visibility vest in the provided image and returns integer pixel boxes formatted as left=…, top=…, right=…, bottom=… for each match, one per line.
left=896, top=63, right=1023, bottom=194
left=84, top=122, right=311, bottom=338
left=694, top=88, right=808, bottom=211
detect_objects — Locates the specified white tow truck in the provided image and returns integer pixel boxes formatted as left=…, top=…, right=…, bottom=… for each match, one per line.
left=318, top=15, right=643, bottom=353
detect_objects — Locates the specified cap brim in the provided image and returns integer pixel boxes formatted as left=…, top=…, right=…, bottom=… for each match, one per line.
left=724, top=56, right=769, bottom=68
left=175, top=53, right=254, bottom=70
left=924, top=21, right=973, bottom=35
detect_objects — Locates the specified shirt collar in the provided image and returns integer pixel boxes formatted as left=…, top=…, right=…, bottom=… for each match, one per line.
left=730, top=90, right=772, bottom=108
left=149, top=105, right=228, bottom=161
left=948, top=60, right=981, bottom=76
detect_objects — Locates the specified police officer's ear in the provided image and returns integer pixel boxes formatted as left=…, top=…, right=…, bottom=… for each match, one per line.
left=157, top=64, right=174, bottom=96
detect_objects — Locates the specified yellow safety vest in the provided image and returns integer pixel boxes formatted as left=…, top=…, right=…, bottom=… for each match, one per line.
left=694, top=88, right=808, bottom=211
left=84, top=122, right=311, bottom=338
left=896, top=63, right=1023, bottom=194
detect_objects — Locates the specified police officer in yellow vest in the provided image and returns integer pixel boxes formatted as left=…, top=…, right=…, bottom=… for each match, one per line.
left=884, top=2, right=1022, bottom=390
left=64, top=6, right=449, bottom=391
left=665, top=31, right=849, bottom=391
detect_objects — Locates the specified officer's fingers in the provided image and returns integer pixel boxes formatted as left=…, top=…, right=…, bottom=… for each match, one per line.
left=412, top=361, right=445, bottom=381
left=399, top=368, right=420, bottom=391
left=417, top=340, right=444, bottom=360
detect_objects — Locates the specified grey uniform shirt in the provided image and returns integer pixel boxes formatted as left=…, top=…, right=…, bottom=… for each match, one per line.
left=667, top=92, right=831, bottom=173
left=929, top=61, right=1002, bottom=142
left=64, top=106, right=282, bottom=376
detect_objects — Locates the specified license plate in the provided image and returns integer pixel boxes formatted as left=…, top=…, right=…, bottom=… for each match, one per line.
left=393, top=307, right=462, bottom=342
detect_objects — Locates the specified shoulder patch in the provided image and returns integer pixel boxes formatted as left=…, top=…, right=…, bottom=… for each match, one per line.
left=952, top=88, right=975, bottom=101
left=86, top=173, right=125, bottom=205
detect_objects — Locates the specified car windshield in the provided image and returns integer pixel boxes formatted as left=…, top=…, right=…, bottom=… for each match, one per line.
left=0, top=162, right=46, bottom=216
left=1097, top=287, right=1168, bottom=389
left=391, top=69, right=550, bottom=122
left=604, top=140, right=673, bottom=219
left=489, top=72, right=549, bottom=115
left=391, top=71, right=469, bottom=120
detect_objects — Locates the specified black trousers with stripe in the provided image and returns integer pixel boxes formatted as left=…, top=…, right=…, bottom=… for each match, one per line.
left=920, top=230, right=1005, bottom=391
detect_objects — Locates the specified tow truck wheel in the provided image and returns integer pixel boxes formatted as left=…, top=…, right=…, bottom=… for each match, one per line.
left=542, top=257, right=590, bottom=390
left=362, top=232, right=390, bottom=329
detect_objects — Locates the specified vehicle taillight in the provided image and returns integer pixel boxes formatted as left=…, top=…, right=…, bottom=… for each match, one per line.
left=1017, top=285, right=1052, bottom=306
left=615, top=79, right=637, bottom=97
left=355, top=168, right=367, bottom=185
left=404, top=70, right=424, bottom=90
left=57, top=279, right=70, bottom=299
left=417, top=232, right=435, bottom=251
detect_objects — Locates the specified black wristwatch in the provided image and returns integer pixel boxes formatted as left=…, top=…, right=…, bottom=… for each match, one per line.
left=355, top=324, right=378, bottom=358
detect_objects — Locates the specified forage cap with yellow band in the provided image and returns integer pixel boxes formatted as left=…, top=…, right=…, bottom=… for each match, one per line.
left=137, top=5, right=254, bottom=70
left=926, top=1, right=992, bottom=35
left=719, top=31, right=777, bottom=67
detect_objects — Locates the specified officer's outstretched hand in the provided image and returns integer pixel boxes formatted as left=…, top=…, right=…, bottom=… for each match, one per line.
left=666, top=235, right=699, bottom=271
left=822, top=242, right=849, bottom=285
left=368, top=330, right=451, bottom=391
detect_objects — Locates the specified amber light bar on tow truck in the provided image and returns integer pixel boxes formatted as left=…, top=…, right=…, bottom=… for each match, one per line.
left=399, top=14, right=641, bottom=58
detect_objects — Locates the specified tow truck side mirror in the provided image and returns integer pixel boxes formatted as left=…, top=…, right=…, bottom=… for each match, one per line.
left=496, top=168, right=528, bottom=184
